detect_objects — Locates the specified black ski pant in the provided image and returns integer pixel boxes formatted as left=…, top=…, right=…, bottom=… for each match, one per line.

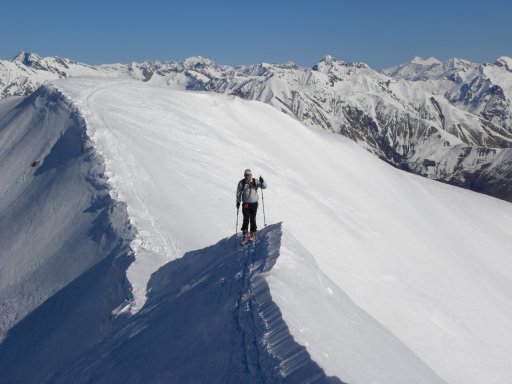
left=241, top=202, right=258, bottom=233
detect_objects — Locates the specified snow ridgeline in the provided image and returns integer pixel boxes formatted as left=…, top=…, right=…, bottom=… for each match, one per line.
left=0, top=85, right=347, bottom=383
left=0, top=85, right=416, bottom=384
left=55, top=78, right=512, bottom=383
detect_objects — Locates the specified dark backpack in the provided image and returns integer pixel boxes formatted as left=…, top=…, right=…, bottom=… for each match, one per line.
left=238, top=178, right=258, bottom=203
left=239, top=178, right=257, bottom=190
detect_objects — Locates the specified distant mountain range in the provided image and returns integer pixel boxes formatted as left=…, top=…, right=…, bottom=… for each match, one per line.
left=2, top=52, right=511, bottom=202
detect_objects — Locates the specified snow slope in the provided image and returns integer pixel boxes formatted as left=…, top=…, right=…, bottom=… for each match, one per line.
left=0, top=87, right=134, bottom=340
left=1, top=77, right=512, bottom=383
left=52, top=78, right=512, bottom=384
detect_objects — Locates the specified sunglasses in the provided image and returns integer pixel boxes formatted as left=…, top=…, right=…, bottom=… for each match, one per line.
left=244, top=174, right=252, bottom=177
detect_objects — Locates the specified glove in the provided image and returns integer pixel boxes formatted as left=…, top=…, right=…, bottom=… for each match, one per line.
left=236, top=201, right=240, bottom=209
left=259, top=176, right=264, bottom=183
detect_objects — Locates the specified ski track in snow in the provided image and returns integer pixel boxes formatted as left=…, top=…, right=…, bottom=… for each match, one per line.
left=78, top=81, right=181, bottom=312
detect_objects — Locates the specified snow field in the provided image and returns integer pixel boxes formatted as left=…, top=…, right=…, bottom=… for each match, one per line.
left=56, top=77, right=512, bottom=384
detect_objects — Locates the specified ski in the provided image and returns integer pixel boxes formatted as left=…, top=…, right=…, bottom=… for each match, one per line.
left=241, top=233, right=257, bottom=247
left=241, top=238, right=253, bottom=247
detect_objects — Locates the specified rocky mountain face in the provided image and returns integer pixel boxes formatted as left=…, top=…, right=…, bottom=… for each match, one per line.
left=2, top=52, right=512, bottom=202
left=382, top=56, right=512, bottom=200
left=383, top=55, right=512, bottom=131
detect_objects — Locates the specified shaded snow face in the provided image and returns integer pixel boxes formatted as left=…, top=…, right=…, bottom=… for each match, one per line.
left=4, top=223, right=442, bottom=384
left=1, top=225, right=345, bottom=384
left=0, top=86, right=135, bottom=350
left=0, top=86, right=139, bottom=384
left=0, top=224, right=348, bottom=384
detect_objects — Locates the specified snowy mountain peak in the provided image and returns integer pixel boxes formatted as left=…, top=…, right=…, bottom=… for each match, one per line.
left=382, top=56, right=478, bottom=81
left=312, top=55, right=337, bottom=72
left=496, top=56, right=512, bottom=71
left=444, top=57, right=475, bottom=69
left=382, top=56, right=444, bottom=78
left=410, top=56, right=442, bottom=66
left=182, top=55, right=216, bottom=69
left=312, top=54, right=369, bottom=73
left=284, top=60, right=300, bottom=69
left=321, top=54, right=336, bottom=63
left=12, top=51, right=42, bottom=66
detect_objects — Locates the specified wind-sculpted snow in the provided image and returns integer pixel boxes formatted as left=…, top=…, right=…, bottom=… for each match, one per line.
left=30, top=225, right=344, bottom=384
left=0, top=85, right=137, bottom=383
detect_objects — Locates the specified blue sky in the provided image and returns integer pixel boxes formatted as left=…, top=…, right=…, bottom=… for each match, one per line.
left=1, top=0, right=510, bottom=69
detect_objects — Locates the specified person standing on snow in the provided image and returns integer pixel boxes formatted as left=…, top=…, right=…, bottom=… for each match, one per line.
left=236, top=169, right=267, bottom=243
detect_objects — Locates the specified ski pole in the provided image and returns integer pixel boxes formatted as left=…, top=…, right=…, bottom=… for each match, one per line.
left=235, top=207, right=239, bottom=250
left=260, top=177, right=267, bottom=227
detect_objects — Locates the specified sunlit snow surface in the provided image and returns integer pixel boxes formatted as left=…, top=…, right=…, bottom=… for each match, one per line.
left=54, top=77, right=512, bottom=384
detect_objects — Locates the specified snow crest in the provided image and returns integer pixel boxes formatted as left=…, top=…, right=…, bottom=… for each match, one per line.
left=54, top=79, right=180, bottom=313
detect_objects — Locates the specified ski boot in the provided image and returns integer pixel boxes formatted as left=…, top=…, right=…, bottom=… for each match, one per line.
left=242, top=231, right=251, bottom=246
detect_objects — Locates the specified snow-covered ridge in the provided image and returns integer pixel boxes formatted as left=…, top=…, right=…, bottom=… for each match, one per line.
left=2, top=78, right=512, bottom=383
left=382, top=56, right=477, bottom=80
left=496, top=56, right=512, bottom=71
left=51, top=79, right=512, bottom=383
left=410, top=56, right=442, bottom=66
left=52, top=78, right=181, bottom=313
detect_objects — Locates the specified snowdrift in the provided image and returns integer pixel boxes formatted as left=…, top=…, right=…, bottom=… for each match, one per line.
left=1, top=78, right=512, bottom=384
